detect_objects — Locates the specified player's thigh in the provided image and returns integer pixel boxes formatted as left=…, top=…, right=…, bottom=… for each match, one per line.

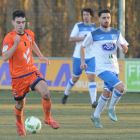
left=29, top=71, right=50, bottom=98
left=73, top=57, right=82, bottom=77
left=11, top=78, right=30, bottom=100
left=98, top=71, right=120, bottom=92
left=85, top=57, right=95, bottom=74
left=34, top=80, right=50, bottom=98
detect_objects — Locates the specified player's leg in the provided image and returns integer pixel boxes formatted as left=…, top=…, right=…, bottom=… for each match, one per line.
left=30, top=72, right=59, bottom=129
left=97, top=71, right=125, bottom=122
left=107, top=77, right=125, bottom=121
left=91, top=89, right=111, bottom=128
left=15, top=98, right=26, bottom=136
left=85, top=57, right=97, bottom=108
left=12, top=78, right=29, bottom=136
left=62, top=57, right=82, bottom=104
left=86, top=73, right=97, bottom=108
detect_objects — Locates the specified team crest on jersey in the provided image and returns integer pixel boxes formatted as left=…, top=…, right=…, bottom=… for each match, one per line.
left=112, top=35, right=117, bottom=40
left=2, top=43, right=8, bottom=52
left=102, top=43, right=115, bottom=51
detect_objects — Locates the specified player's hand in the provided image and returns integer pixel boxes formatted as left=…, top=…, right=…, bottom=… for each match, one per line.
left=80, top=62, right=87, bottom=70
left=14, top=35, right=21, bottom=46
left=39, top=56, right=50, bottom=65
left=120, top=44, right=128, bottom=51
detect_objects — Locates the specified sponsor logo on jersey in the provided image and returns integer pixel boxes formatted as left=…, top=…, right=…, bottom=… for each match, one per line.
left=102, top=43, right=115, bottom=51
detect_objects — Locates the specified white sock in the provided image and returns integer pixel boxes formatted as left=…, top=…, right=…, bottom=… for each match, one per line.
left=94, top=94, right=109, bottom=118
left=89, top=82, right=97, bottom=103
left=64, top=78, right=75, bottom=96
left=109, top=89, right=122, bottom=110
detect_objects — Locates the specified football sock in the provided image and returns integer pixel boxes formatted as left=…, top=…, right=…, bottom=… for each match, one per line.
left=89, top=82, right=97, bottom=103
left=14, top=106, right=23, bottom=125
left=42, top=98, right=51, bottom=121
left=94, top=94, right=109, bottom=118
left=64, top=78, right=75, bottom=96
left=109, top=89, right=122, bottom=110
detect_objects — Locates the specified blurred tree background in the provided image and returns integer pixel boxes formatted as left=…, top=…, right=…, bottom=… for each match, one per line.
left=0, top=0, right=140, bottom=58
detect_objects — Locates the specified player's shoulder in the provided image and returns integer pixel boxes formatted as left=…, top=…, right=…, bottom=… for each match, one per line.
left=24, top=29, right=34, bottom=36
left=74, top=22, right=83, bottom=27
left=91, top=22, right=97, bottom=26
left=4, top=30, right=16, bottom=41
left=110, top=28, right=120, bottom=34
left=91, top=27, right=100, bottom=35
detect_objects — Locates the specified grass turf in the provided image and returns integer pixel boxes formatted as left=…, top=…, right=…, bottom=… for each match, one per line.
left=0, top=90, right=140, bottom=140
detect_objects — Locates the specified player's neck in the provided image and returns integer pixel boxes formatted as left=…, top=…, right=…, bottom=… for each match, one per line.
left=100, top=26, right=110, bottom=31
left=83, top=21, right=91, bottom=25
left=14, top=29, right=24, bottom=35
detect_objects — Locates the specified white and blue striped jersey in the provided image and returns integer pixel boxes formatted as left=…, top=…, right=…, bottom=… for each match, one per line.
left=70, top=22, right=97, bottom=58
left=82, top=27, right=129, bottom=75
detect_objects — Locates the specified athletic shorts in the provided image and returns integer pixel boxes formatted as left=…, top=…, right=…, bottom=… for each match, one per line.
left=98, top=71, right=121, bottom=92
left=11, top=70, right=45, bottom=101
left=73, top=57, right=95, bottom=77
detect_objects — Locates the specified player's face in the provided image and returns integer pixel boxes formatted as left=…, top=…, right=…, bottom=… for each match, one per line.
left=82, top=11, right=92, bottom=23
left=99, top=13, right=111, bottom=28
left=12, top=17, right=26, bottom=34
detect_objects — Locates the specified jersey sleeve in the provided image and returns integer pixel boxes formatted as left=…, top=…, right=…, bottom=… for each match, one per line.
left=2, top=35, right=14, bottom=56
left=82, top=32, right=93, bottom=47
left=70, top=24, right=79, bottom=37
left=117, top=33, right=129, bottom=50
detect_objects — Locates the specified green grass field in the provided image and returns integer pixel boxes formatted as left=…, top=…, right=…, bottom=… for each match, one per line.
left=0, top=90, right=140, bottom=140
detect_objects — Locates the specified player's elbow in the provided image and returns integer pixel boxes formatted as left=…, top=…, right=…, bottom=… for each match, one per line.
left=69, top=38, right=72, bottom=42
left=2, top=55, right=8, bottom=62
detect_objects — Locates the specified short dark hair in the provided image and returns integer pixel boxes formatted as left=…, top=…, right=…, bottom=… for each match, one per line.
left=81, top=8, right=94, bottom=17
left=13, top=10, right=25, bottom=20
left=98, top=9, right=111, bottom=17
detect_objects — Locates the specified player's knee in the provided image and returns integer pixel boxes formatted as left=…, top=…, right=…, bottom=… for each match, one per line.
left=72, top=76, right=79, bottom=83
left=103, top=90, right=111, bottom=98
left=16, top=101, right=25, bottom=110
left=116, top=83, right=125, bottom=94
left=41, top=89, right=50, bottom=100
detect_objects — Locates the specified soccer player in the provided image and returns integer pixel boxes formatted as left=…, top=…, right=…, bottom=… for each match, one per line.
left=80, top=9, right=128, bottom=128
left=2, top=10, right=59, bottom=136
left=62, top=8, right=97, bottom=108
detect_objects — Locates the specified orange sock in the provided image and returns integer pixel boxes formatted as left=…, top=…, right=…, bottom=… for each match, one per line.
left=14, top=106, right=24, bottom=125
left=42, top=98, right=52, bottom=121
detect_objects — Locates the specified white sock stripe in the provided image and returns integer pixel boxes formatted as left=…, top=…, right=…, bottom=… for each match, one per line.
left=114, top=89, right=122, bottom=97
left=101, top=94, right=109, bottom=101
left=70, top=78, right=75, bottom=84
left=89, top=82, right=96, bottom=86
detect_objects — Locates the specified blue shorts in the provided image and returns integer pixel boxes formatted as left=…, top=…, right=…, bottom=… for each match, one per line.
left=73, top=57, right=95, bottom=77
left=98, top=71, right=121, bottom=92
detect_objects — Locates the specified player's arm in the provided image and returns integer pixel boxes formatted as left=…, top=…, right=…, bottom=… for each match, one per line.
left=80, top=32, right=93, bottom=70
left=120, top=44, right=128, bottom=54
left=80, top=46, right=87, bottom=70
left=117, top=33, right=129, bottom=54
left=2, top=35, right=20, bottom=62
left=32, top=42, right=50, bottom=65
left=69, top=37, right=85, bottom=42
left=69, top=23, right=85, bottom=42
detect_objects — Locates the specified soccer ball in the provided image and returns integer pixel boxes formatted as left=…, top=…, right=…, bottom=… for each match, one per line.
left=25, top=116, right=42, bottom=134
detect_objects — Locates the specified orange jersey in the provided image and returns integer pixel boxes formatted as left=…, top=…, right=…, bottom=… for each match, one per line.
left=2, top=29, right=37, bottom=78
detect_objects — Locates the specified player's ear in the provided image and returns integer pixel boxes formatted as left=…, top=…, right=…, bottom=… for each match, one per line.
left=11, top=20, right=14, bottom=25
left=98, top=18, right=100, bottom=23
